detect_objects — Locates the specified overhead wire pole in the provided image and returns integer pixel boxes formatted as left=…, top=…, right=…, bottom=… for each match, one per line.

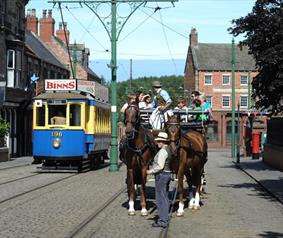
left=49, top=0, right=178, bottom=172
left=231, top=38, right=236, bottom=159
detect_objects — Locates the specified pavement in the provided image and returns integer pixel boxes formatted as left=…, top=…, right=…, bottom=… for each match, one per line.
left=235, top=155, right=283, bottom=204
left=1, top=152, right=283, bottom=204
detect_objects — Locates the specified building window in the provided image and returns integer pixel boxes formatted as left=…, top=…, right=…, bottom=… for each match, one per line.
left=240, top=96, right=248, bottom=108
left=240, top=75, right=248, bottom=85
left=206, top=96, right=212, bottom=107
left=222, top=95, right=230, bottom=108
left=204, top=75, right=212, bottom=85
left=6, top=49, right=22, bottom=88
left=7, top=50, right=15, bottom=87
left=222, top=75, right=230, bottom=85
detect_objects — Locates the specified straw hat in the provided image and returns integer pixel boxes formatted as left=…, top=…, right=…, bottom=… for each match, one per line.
left=152, top=80, right=162, bottom=88
left=154, top=132, right=169, bottom=142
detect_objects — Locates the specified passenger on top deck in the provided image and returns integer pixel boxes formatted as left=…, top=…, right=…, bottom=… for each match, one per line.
left=120, top=93, right=137, bottom=113
left=139, top=94, right=153, bottom=109
left=188, top=90, right=200, bottom=109
left=174, top=97, right=189, bottom=122
left=192, top=99, right=208, bottom=122
left=200, top=93, right=213, bottom=120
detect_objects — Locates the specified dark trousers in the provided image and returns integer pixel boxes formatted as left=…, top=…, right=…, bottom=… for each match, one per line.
left=155, top=172, right=171, bottom=225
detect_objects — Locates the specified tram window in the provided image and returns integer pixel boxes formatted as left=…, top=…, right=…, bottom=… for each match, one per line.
left=70, top=104, right=81, bottom=126
left=36, top=106, right=45, bottom=126
left=49, top=105, right=66, bottom=125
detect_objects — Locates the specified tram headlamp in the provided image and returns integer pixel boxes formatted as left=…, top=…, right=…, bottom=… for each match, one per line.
left=52, top=138, right=61, bottom=149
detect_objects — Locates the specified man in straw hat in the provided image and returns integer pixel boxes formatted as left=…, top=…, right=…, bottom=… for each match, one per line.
left=150, top=81, right=172, bottom=129
left=147, top=131, right=172, bottom=228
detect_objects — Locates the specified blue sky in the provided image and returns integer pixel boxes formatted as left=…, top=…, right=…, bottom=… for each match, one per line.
left=26, top=0, right=256, bottom=80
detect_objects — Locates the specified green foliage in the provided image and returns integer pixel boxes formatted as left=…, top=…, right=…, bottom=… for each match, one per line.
left=0, top=119, right=9, bottom=139
left=229, top=0, right=283, bottom=112
left=117, top=75, right=184, bottom=120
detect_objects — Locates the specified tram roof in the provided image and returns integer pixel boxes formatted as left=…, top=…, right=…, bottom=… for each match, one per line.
left=34, top=92, right=89, bottom=100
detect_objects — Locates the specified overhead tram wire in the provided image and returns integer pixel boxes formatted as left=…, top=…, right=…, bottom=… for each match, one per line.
left=154, top=2, right=178, bottom=74
left=119, top=10, right=156, bottom=43
left=65, top=6, right=109, bottom=53
left=139, top=7, right=189, bottom=40
left=58, top=2, right=75, bottom=78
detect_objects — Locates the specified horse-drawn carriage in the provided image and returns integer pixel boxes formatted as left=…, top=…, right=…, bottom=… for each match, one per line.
left=121, top=103, right=208, bottom=217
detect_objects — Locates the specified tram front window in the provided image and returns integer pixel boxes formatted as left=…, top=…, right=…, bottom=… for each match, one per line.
left=70, top=104, right=81, bottom=126
left=49, top=105, right=66, bottom=125
left=36, top=106, right=45, bottom=126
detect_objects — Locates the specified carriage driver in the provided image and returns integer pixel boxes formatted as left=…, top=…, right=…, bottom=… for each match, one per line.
left=146, top=132, right=172, bottom=228
left=151, top=80, right=172, bottom=112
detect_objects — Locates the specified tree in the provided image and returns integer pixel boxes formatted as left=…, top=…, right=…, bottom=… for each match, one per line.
left=229, top=0, right=283, bottom=112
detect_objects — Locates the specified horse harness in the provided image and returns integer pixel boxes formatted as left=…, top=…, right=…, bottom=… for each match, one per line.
left=167, top=121, right=206, bottom=160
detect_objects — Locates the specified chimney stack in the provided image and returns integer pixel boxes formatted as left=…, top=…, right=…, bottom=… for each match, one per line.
left=39, top=9, right=55, bottom=42
left=190, top=27, right=198, bottom=47
left=56, top=22, right=70, bottom=44
left=26, top=8, right=38, bottom=35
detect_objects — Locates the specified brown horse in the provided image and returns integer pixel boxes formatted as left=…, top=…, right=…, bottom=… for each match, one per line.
left=120, top=101, right=157, bottom=216
left=166, top=114, right=207, bottom=216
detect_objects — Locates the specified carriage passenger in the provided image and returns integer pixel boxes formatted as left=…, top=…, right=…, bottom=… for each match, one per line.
left=146, top=132, right=172, bottom=228
left=188, top=90, right=200, bottom=109
left=139, top=94, right=153, bottom=126
left=140, top=94, right=153, bottom=109
left=200, top=94, right=213, bottom=120
left=120, top=93, right=137, bottom=113
left=174, top=97, right=189, bottom=122
left=192, top=99, right=208, bottom=122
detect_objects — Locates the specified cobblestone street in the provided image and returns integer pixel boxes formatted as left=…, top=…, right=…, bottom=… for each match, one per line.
left=0, top=150, right=282, bottom=238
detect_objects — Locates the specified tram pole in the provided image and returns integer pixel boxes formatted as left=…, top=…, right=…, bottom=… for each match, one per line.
left=109, top=1, right=118, bottom=172
left=231, top=38, right=236, bottom=159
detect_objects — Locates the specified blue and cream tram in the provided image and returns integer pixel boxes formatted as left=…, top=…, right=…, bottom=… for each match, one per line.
left=32, top=79, right=111, bottom=172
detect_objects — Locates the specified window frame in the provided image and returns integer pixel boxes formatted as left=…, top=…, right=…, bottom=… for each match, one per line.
left=240, top=75, right=248, bottom=86
left=240, top=95, right=248, bottom=108
left=204, top=74, right=212, bottom=85
left=222, top=95, right=230, bottom=108
left=222, top=74, right=230, bottom=85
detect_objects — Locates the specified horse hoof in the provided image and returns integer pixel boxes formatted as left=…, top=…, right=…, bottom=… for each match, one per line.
left=141, top=211, right=148, bottom=216
left=189, top=204, right=194, bottom=209
left=176, top=211, right=184, bottom=217
left=193, top=205, right=200, bottom=210
left=128, top=211, right=135, bottom=216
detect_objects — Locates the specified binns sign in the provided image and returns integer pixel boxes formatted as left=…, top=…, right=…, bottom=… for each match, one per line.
left=45, top=79, right=76, bottom=91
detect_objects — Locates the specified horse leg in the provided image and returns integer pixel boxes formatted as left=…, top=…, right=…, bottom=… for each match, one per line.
left=140, top=166, right=148, bottom=216
left=192, top=169, right=202, bottom=210
left=127, top=169, right=136, bottom=215
left=186, top=170, right=195, bottom=210
left=176, top=162, right=185, bottom=217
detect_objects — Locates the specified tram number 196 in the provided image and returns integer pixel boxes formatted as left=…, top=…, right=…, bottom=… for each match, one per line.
left=52, top=132, right=63, bottom=137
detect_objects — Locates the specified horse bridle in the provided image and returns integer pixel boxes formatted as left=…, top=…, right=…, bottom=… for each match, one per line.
left=167, top=121, right=181, bottom=152
left=124, top=104, right=140, bottom=140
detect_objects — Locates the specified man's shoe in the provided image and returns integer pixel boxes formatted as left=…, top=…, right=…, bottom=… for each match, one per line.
left=152, top=222, right=167, bottom=228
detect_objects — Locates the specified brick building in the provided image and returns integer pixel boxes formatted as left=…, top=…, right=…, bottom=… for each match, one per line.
left=184, top=28, right=258, bottom=148
left=26, top=9, right=100, bottom=82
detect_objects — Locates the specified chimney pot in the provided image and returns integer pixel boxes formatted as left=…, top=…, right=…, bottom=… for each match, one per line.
left=48, top=9, right=52, bottom=18
left=42, top=9, right=47, bottom=18
left=31, top=9, right=36, bottom=17
left=59, top=22, right=62, bottom=29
